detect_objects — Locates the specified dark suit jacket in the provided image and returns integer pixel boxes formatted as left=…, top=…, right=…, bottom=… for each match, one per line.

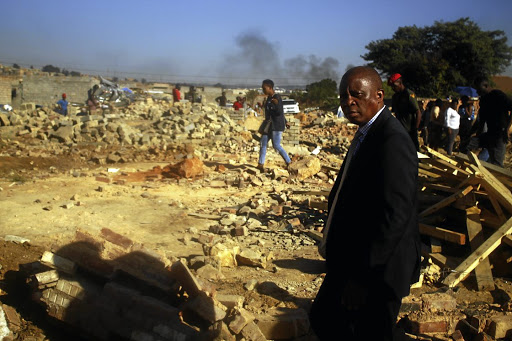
left=325, top=107, right=420, bottom=298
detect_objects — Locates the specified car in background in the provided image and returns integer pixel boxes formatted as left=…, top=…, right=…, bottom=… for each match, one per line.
left=282, top=99, right=300, bottom=114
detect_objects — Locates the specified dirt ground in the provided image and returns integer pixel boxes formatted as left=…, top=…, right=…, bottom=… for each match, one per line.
left=1, top=149, right=512, bottom=340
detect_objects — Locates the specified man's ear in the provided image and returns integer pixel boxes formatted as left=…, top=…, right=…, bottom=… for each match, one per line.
left=377, top=89, right=384, bottom=101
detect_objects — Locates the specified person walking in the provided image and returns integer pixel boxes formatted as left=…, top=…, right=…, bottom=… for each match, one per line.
left=445, top=98, right=461, bottom=155
left=388, top=73, right=422, bottom=151
left=257, top=79, right=292, bottom=172
left=310, top=66, right=420, bottom=341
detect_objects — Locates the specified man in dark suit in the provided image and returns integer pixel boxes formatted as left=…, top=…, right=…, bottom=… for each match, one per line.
left=310, top=66, right=420, bottom=341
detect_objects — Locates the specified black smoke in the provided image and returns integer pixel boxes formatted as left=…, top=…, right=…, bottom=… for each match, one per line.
left=220, top=31, right=340, bottom=86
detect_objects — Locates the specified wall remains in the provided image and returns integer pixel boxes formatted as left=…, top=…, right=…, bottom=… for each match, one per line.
left=21, top=75, right=98, bottom=106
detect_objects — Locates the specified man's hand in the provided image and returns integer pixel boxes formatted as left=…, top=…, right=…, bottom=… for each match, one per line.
left=341, top=279, right=368, bottom=310
left=271, top=98, right=279, bottom=105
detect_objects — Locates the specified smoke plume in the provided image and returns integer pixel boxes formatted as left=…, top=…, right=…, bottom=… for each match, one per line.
left=220, top=31, right=340, bottom=86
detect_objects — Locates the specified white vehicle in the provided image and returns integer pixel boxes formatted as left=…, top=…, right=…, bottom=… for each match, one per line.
left=282, top=99, right=300, bottom=114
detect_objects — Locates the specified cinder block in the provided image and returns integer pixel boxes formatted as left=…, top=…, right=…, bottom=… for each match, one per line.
left=486, top=314, right=512, bottom=339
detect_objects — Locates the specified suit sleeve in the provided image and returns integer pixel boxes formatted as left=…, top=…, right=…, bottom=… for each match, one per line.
left=369, top=128, right=418, bottom=270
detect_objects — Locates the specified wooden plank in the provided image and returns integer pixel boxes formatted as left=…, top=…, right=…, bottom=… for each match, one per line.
left=480, top=207, right=505, bottom=230
left=429, top=253, right=462, bottom=270
left=429, top=158, right=472, bottom=177
left=442, top=216, right=512, bottom=288
left=419, top=185, right=474, bottom=217
left=488, top=194, right=507, bottom=223
left=465, top=208, right=495, bottom=291
left=422, top=183, right=458, bottom=193
left=422, top=146, right=459, bottom=165
left=419, top=223, right=466, bottom=245
left=430, top=237, right=443, bottom=253
left=456, top=152, right=512, bottom=179
left=418, top=168, right=442, bottom=179
left=308, top=199, right=328, bottom=210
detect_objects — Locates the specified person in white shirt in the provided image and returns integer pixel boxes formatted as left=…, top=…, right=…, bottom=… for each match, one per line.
left=445, top=98, right=461, bottom=155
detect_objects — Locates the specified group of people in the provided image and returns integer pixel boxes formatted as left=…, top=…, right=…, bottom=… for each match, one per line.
left=388, top=73, right=512, bottom=167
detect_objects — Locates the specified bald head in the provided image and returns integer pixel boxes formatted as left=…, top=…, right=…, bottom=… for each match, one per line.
left=339, top=66, right=384, bottom=126
left=342, top=66, right=383, bottom=91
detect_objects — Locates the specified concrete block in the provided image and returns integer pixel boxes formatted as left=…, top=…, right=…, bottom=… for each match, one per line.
left=486, top=314, right=512, bottom=339
left=169, top=259, right=202, bottom=298
left=216, top=294, right=244, bottom=310
left=2, top=305, right=21, bottom=331
left=255, top=308, right=309, bottom=340
left=229, top=308, right=255, bottom=334
left=241, top=320, right=267, bottom=341
left=422, top=292, right=457, bottom=312
left=41, top=251, right=76, bottom=274
left=185, top=292, right=226, bottom=324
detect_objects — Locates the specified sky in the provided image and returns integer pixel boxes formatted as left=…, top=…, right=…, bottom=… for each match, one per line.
left=1, top=0, right=511, bottom=86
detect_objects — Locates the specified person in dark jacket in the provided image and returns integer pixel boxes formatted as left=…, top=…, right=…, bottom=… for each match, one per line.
left=310, top=66, right=420, bottom=341
left=257, top=79, right=291, bottom=173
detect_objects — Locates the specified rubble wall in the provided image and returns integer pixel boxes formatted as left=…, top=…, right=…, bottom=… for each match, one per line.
left=0, top=78, right=11, bottom=104
left=21, top=75, right=98, bottom=106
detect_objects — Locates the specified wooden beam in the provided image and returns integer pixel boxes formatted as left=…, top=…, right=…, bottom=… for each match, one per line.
left=429, top=158, right=472, bottom=177
left=418, top=167, right=442, bottom=179
left=465, top=208, right=495, bottom=291
left=419, top=185, right=474, bottom=217
left=442, top=216, right=512, bottom=288
left=422, top=146, right=459, bottom=165
left=488, top=194, right=507, bottom=223
left=419, top=223, right=466, bottom=245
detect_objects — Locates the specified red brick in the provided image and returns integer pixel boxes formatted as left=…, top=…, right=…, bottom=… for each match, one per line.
left=410, top=320, right=448, bottom=334
left=100, top=228, right=134, bottom=250
left=95, top=176, right=111, bottom=183
left=270, top=205, right=283, bottom=216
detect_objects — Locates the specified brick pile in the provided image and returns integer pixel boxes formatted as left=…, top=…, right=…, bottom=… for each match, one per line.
left=22, top=228, right=311, bottom=341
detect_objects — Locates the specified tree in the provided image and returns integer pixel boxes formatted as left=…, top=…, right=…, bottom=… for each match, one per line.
left=141, top=78, right=147, bottom=84
left=12, top=63, right=20, bottom=69
left=363, top=18, right=512, bottom=97
left=304, top=78, right=338, bottom=108
left=245, top=89, right=259, bottom=105
left=42, top=65, right=61, bottom=73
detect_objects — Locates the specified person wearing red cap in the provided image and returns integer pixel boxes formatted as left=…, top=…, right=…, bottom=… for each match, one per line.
left=56, top=93, right=69, bottom=116
left=388, top=74, right=421, bottom=151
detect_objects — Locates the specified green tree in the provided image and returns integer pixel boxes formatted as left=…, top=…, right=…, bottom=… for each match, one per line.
left=304, top=78, right=338, bottom=109
left=363, top=18, right=512, bottom=97
left=245, top=89, right=259, bottom=106
left=42, top=65, right=61, bottom=73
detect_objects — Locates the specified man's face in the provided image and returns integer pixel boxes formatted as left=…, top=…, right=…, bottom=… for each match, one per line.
left=262, top=83, right=272, bottom=95
left=476, top=81, right=490, bottom=96
left=339, top=74, right=382, bottom=126
left=390, top=79, right=404, bottom=93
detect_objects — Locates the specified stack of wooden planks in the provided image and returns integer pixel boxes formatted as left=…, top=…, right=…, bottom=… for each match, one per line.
left=418, top=146, right=512, bottom=291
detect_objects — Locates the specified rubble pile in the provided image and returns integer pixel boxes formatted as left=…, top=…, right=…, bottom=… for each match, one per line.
left=19, top=228, right=311, bottom=341
left=0, top=99, right=300, bottom=158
